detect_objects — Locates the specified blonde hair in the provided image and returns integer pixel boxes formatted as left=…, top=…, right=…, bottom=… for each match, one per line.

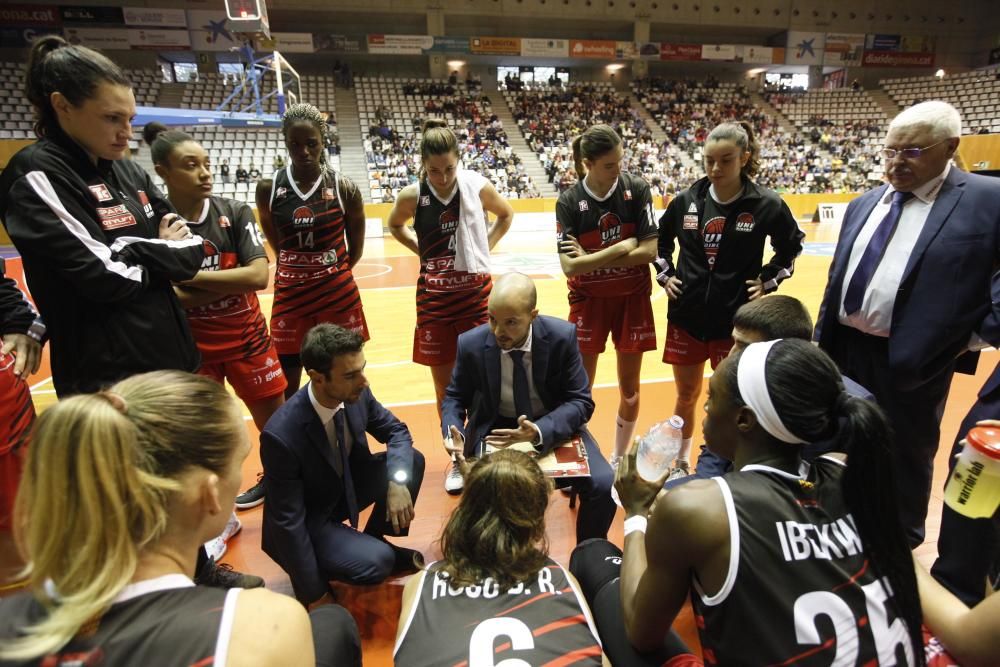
left=2, top=371, right=243, bottom=660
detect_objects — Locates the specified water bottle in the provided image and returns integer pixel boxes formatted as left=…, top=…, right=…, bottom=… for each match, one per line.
left=611, top=416, right=685, bottom=506
left=636, top=416, right=685, bottom=482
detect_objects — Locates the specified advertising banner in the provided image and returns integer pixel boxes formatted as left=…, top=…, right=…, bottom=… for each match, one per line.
left=367, top=34, right=433, bottom=55
left=425, top=36, right=469, bottom=54
left=737, top=45, right=773, bottom=64
left=786, top=31, right=825, bottom=65
left=702, top=44, right=736, bottom=60
left=0, top=5, right=60, bottom=27
left=660, top=43, right=701, bottom=61
left=862, top=50, right=935, bottom=67
left=0, top=25, right=60, bottom=47
left=470, top=36, right=521, bottom=55
left=128, top=28, right=191, bottom=50
left=314, top=33, right=363, bottom=52
left=256, top=32, right=313, bottom=53
left=65, top=26, right=130, bottom=49
left=569, top=39, right=616, bottom=59
left=521, top=38, right=568, bottom=58
left=824, top=33, right=865, bottom=66
left=60, top=6, right=124, bottom=25
left=188, top=10, right=243, bottom=52
left=124, top=7, right=186, bottom=28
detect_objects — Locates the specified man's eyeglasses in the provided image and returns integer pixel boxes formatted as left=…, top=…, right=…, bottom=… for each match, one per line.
left=881, top=139, right=949, bottom=160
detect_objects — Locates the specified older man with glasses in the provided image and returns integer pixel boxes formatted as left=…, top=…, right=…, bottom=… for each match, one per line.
left=815, top=100, right=1000, bottom=548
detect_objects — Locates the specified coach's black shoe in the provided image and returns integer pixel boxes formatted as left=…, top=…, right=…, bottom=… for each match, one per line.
left=196, top=557, right=265, bottom=589
left=235, top=473, right=265, bottom=510
left=389, top=545, right=424, bottom=576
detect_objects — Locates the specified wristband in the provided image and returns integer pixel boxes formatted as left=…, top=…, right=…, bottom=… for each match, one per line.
left=26, top=318, right=46, bottom=343
left=624, top=515, right=647, bottom=537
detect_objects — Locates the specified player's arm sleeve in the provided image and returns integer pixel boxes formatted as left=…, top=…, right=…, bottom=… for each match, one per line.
left=4, top=171, right=162, bottom=304
left=533, top=329, right=595, bottom=455
left=0, top=259, right=39, bottom=337
left=259, top=429, right=328, bottom=603
left=654, top=198, right=680, bottom=286
left=760, top=198, right=805, bottom=293
left=363, top=389, right=415, bottom=476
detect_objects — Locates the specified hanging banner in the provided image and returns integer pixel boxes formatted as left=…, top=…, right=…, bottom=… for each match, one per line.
left=569, top=39, right=616, bottom=59
left=866, top=34, right=901, bottom=51
left=702, top=44, right=736, bottom=61
left=786, top=31, right=825, bottom=66
left=824, top=33, right=865, bottom=66
left=187, top=10, right=242, bottom=52
left=257, top=32, right=313, bottom=53
left=470, top=36, right=521, bottom=55
left=0, top=5, right=60, bottom=27
left=124, top=7, right=186, bottom=28
left=425, top=36, right=470, bottom=54
left=65, top=26, right=130, bottom=49
left=862, top=51, right=935, bottom=67
left=366, top=34, right=433, bottom=55
left=314, top=33, right=363, bottom=52
left=660, top=43, right=701, bottom=61
left=128, top=28, right=191, bottom=50
left=520, top=38, right=568, bottom=58
left=60, top=6, right=124, bottom=25
left=0, top=25, right=61, bottom=47
left=737, top=45, right=773, bottom=64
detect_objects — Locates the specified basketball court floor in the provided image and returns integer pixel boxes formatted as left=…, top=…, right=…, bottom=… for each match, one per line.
left=6, top=212, right=995, bottom=664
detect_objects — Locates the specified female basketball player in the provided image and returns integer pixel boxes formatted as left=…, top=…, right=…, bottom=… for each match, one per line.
left=0, top=36, right=203, bottom=398
left=657, top=122, right=803, bottom=479
left=571, top=339, right=924, bottom=666
left=394, top=449, right=606, bottom=666
left=0, top=371, right=360, bottom=666
left=255, top=103, right=368, bottom=398
left=387, top=120, right=513, bottom=478
left=147, top=125, right=286, bottom=510
left=556, top=124, right=658, bottom=469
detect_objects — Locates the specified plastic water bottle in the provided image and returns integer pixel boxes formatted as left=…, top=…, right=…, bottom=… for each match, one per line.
left=636, top=416, right=685, bottom=482
left=611, top=416, right=685, bottom=506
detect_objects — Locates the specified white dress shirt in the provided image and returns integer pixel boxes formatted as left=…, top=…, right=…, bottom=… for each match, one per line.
left=497, top=325, right=545, bottom=446
left=838, top=164, right=950, bottom=336
left=308, top=382, right=352, bottom=461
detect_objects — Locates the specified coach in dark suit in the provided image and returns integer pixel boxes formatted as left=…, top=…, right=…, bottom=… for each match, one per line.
left=930, top=360, right=1000, bottom=606
left=815, top=101, right=1000, bottom=545
left=441, top=272, right=616, bottom=543
left=261, top=324, right=425, bottom=607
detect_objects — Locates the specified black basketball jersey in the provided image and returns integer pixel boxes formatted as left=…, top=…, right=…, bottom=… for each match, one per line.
left=555, top=172, right=656, bottom=302
left=0, top=575, right=238, bottom=667
left=394, top=558, right=602, bottom=667
left=693, top=457, right=916, bottom=666
left=268, top=166, right=362, bottom=318
left=412, top=180, right=491, bottom=325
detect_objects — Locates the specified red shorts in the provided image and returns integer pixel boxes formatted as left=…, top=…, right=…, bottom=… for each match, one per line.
left=200, top=346, right=288, bottom=403
left=569, top=294, right=657, bottom=355
left=0, top=353, right=34, bottom=531
left=413, top=315, right=487, bottom=366
left=662, top=323, right=733, bottom=369
left=271, top=306, right=369, bottom=356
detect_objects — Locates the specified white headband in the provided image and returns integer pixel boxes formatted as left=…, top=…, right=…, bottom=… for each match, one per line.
left=736, top=340, right=806, bottom=445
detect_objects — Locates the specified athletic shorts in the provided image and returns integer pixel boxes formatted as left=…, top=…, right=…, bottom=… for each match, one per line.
left=200, top=346, right=288, bottom=403
left=271, top=306, right=369, bottom=356
left=0, top=353, right=34, bottom=531
left=569, top=294, right=656, bottom=355
left=412, top=315, right=487, bottom=366
left=662, top=323, right=733, bottom=369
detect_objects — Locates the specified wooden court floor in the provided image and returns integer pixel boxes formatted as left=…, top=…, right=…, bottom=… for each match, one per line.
left=7, top=218, right=995, bottom=665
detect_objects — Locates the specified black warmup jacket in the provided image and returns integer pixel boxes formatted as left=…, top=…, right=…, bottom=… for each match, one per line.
left=656, top=176, right=804, bottom=341
left=0, top=128, right=204, bottom=396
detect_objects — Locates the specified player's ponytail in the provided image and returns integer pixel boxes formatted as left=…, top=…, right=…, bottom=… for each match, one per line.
left=1, top=371, right=243, bottom=661
left=146, top=126, right=195, bottom=166
left=418, top=119, right=459, bottom=182
left=571, top=124, right=622, bottom=181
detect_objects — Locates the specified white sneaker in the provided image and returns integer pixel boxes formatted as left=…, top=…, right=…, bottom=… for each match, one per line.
left=220, top=513, right=242, bottom=542
left=444, top=460, right=464, bottom=495
left=609, top=454, right=623, bottom=473
left=204, top=513, right=242, bottom=561
left=666, top=459, right=691, bottom=483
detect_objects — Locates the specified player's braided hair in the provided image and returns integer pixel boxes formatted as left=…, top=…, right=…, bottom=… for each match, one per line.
left=281, top=102, right=326, bottom=138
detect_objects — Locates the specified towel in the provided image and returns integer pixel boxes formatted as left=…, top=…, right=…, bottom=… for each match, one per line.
left=453, top=169, right=491, bottom=274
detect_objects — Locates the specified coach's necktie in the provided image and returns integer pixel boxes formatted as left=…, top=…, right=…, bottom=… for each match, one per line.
left=509, top=350, right=534, bottom=421
left=843, top=190, right=914, bottom=315
left=333, top=410, right=359, bottom=528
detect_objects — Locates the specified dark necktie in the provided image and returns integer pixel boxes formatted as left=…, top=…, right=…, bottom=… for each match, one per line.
left=333, top=410, right=359, bottom=528
left=843, top=190, right=915, bottom=315
left=509, top=350, right=534, bottom=421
